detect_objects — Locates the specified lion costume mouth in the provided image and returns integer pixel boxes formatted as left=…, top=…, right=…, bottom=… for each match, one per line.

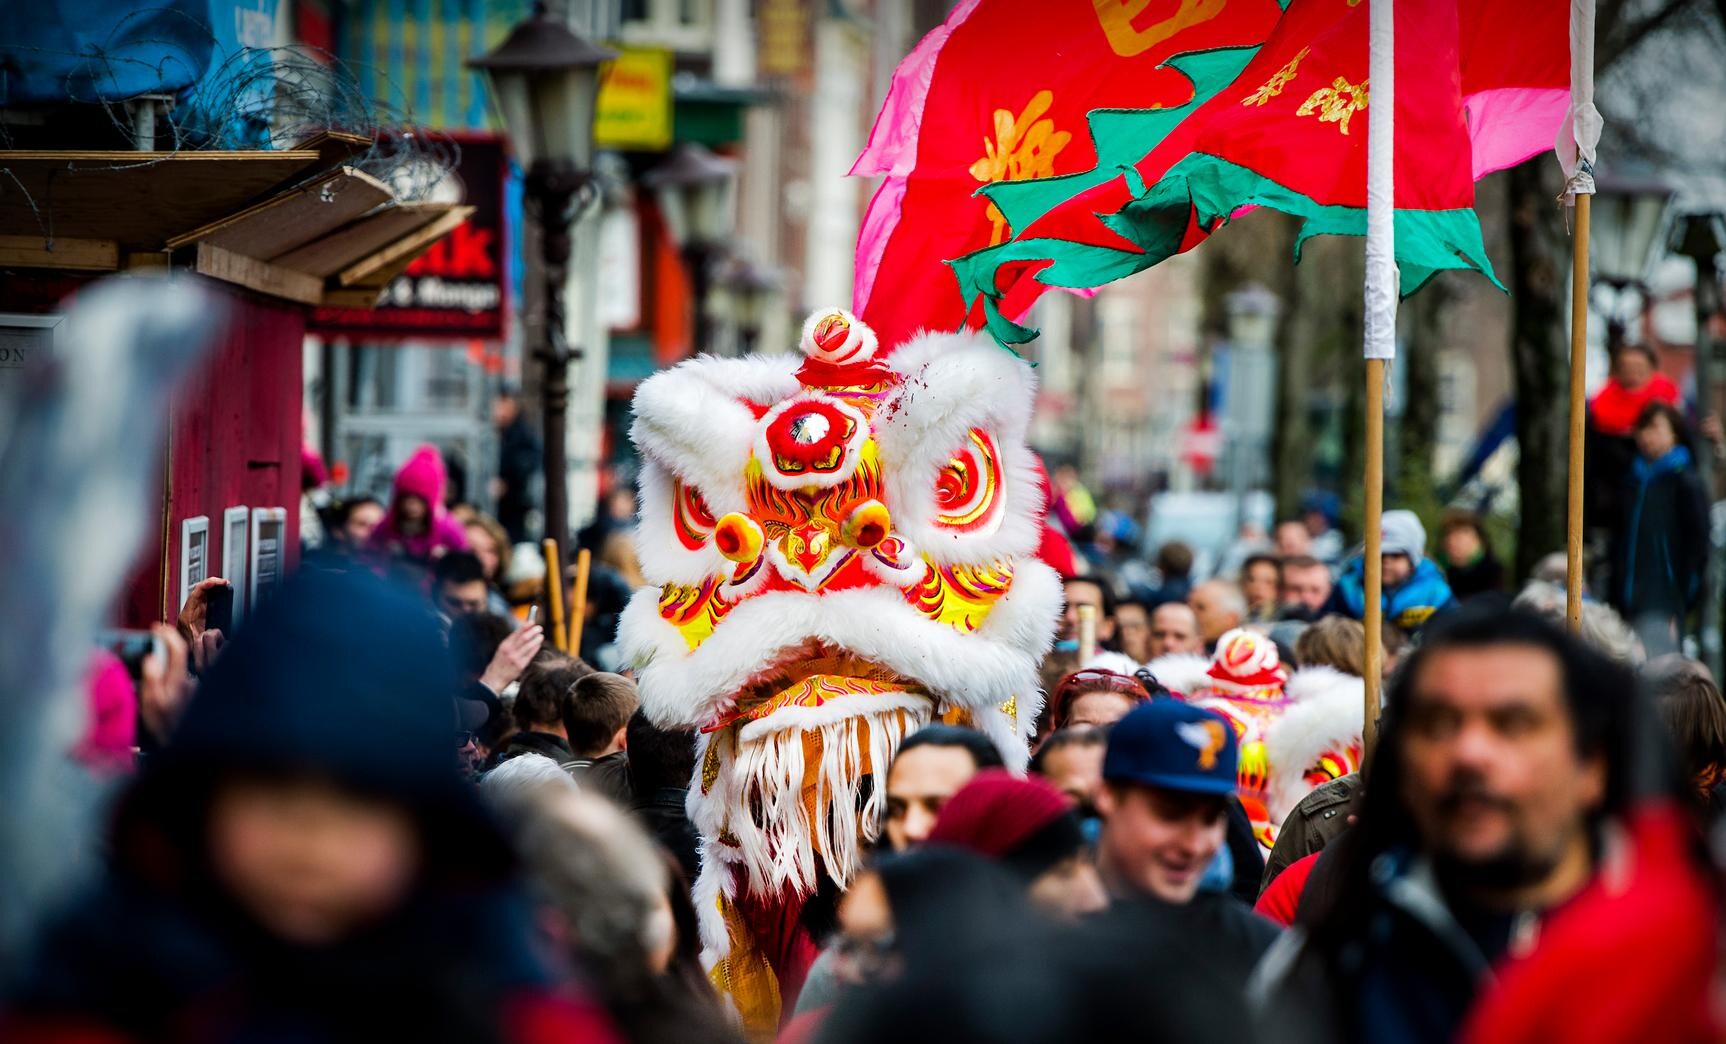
left=702, top=641, right=930, bottom=734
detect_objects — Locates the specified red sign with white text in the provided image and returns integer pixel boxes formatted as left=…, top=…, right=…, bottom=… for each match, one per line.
left=310, top=135, right=508, bottom=342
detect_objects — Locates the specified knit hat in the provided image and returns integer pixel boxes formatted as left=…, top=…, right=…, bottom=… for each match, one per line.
left=1380, top=509, right=1427, bottom=565
left=927, top=770, right=1087, bottom=881
left=1204, top=628, right=1288, bottom=694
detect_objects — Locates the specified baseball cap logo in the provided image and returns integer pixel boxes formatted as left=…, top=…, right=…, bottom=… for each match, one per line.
left=1175, top=719, right=1228, bottom=770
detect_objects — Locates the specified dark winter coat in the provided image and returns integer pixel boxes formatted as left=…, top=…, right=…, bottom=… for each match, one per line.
left=493, top=729, right=577, bottom=768
left=495, top=417, right=542, bottom=545
left=634, top=786, right=702, bottom=883
left=568, top=749, right=633, bottom=806
left=1109, top=890, right=1281, bottom=986
left=1441, top=550, right=1505, bottom=602
left=1611, top=445, right=1709, bottom=620
left=1260, top=773, right=1361, bottom=894
left=6, top=570, right=613, bottom=1044
left=1250, top=848, right=1523, bottom=1044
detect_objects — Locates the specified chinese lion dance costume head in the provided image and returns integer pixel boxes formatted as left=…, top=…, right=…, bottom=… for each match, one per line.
left=621, top=309, right=1061, bottom=1027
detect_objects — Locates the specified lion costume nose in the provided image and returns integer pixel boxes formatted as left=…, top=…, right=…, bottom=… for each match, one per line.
left=843, top=500, right=891, bottom=549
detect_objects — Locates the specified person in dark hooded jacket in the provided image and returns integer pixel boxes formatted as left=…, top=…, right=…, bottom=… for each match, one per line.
left=5, top=569, right=615, bottom=1044
left=1609, top=401, right=1709, bottom=656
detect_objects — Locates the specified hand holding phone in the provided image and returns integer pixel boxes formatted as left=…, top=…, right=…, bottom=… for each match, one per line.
left=205, top=583, right=234, bottom=638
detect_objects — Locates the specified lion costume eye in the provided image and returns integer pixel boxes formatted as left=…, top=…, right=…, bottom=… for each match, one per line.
left=933, top=428, right=1004, bottom=535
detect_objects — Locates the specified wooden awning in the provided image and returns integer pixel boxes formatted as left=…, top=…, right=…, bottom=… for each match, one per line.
left=0, top=135, right=473, bottom=308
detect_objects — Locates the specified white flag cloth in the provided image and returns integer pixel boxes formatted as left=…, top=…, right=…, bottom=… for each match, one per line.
left=1558, top=0, right=1602, bottom=201
left=1363, top=0, right=1398, bottom=360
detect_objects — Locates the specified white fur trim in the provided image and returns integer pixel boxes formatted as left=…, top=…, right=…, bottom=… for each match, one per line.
left=1084, top=650, right=1143, bottom=674
left=634, top=459, right=728, bottom=584
left=799, top=307, right=878, bottom=365
left=629, top=353, right=800, bottom=517
left=1143, top=653, right=1213, bottom=698
left=624, top=558, right=1061, bottom=730
left=967, top=701, right=1033, bottom=772
left=874, top=332, right=1044, bottom=565
left=1264, top=666, right=1365, bottom=825
left=691, top=843, right=732, bottom=972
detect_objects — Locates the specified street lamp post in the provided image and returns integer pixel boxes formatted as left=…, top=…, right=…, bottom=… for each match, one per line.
left=722, top=256, right=781, bottom=355
left=469, top=4, right=614, bottom=553
left=1671, top=209, right=1726, bottom=676
left=645, top=143, right=737, bottom=356
left=1590, top=174, right=1676, bottom=352
left=1671, top=210, right=1726, bottom=454
left=1224, top=283, right=1281, bottom=534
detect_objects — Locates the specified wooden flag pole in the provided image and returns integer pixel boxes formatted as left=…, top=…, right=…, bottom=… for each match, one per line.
left=1362, top=360, right=1385, bottom=756
left=568, top=547, right=592, bottom=659
left=1360, top=0, right=1394, bottom=759
left=1076, top=604, right=1099, bottom=662
left=542, top=538, right=567, bottom=653
left=1566, top=194, right=1592, bottom=633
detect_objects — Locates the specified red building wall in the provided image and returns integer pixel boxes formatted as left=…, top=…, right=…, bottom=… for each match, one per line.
left=121, top=286, right=305, bottom=626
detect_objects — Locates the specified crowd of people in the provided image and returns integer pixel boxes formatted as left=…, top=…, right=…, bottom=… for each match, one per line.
left=10, top=426, right=1726, bottom=1044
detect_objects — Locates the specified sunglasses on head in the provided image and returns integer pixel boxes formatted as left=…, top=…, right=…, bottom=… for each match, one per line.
left=1058, top=668, right=1148, bottom=699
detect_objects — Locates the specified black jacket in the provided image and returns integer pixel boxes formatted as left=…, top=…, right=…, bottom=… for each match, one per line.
left=1108, top=891, right=1281, bottom=986
left=495, top=417, right=542, bottom=544
left=634, top=786, right=701, bottom=883
left=1611, top=446, right=1709, bottom=619
left=568, top=749, right=633, bottom=806
left=1250, top=848, right=1524, bottom=1044
left=494, top=730, right=577, bottom=767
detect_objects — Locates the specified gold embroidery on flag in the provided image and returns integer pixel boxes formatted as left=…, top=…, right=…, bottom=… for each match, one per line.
left=969, top=90, right=1073, bottom=245
left=1093, top=0, right=1227, bottom=58
left=1297, top=76, right=1370, bottom=135
left=1241, top=46, right=1310, bottom=107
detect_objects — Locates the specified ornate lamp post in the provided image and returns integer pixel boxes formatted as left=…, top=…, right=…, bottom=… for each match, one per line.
left=1591, top=173, right=1675, bottom=353
left=1224, top=282, right=1281, bottom=531
left=722, top=256, right=781, bottom=355
left=469, top=4, right=613, bottom=550
left=1670, top=209, right=1726, bottom=676
left=644, top=143, right=737, bottom=355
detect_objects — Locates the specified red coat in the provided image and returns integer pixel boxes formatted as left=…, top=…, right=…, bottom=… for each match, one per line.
left=1461, top=804, right=1719, bottom=1044
left=1253, top=850, right=1319, bottom=927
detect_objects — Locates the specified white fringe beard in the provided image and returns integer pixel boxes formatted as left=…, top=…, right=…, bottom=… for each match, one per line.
left=689, top=697, right=932, bottom=968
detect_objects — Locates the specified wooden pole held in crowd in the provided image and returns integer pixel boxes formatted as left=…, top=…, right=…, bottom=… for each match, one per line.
left=1566, top=193, right=1592, bottom=634
left=1362, top=358, right=1386, bottom=757
left=1077, top=603, right=1098, bottom=662
left=568, top=548, right=591, bottom=659
left=543, top=538, right=567, bottom=653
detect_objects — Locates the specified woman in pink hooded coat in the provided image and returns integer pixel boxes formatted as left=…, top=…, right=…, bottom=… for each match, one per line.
left=367, top=445, right=469, bottom=562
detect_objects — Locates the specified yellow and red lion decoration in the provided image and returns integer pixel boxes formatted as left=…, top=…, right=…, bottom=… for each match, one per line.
left=622, top=309, right=1060, bottom=1028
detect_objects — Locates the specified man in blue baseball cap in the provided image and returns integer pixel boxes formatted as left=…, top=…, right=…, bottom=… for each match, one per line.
left=1093, top=698, right=1280, bottom=973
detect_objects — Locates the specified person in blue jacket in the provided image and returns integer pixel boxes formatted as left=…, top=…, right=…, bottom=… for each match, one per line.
left=1609, top=401, right=1709, bottom=657
left=1334, top=509, right=1457, bottom=635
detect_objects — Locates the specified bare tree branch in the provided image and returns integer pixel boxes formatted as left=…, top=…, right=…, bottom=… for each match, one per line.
left=1599, top=0, right=1696, bottom=71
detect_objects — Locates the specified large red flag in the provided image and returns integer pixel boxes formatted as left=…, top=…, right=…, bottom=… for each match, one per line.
left=949, top=0, right=1571, bottom=343
left=850, top=0, right=1283, bottom=350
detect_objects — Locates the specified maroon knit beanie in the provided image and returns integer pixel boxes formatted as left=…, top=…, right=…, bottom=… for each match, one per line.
left=927, top=769, right=1084, bottom=880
